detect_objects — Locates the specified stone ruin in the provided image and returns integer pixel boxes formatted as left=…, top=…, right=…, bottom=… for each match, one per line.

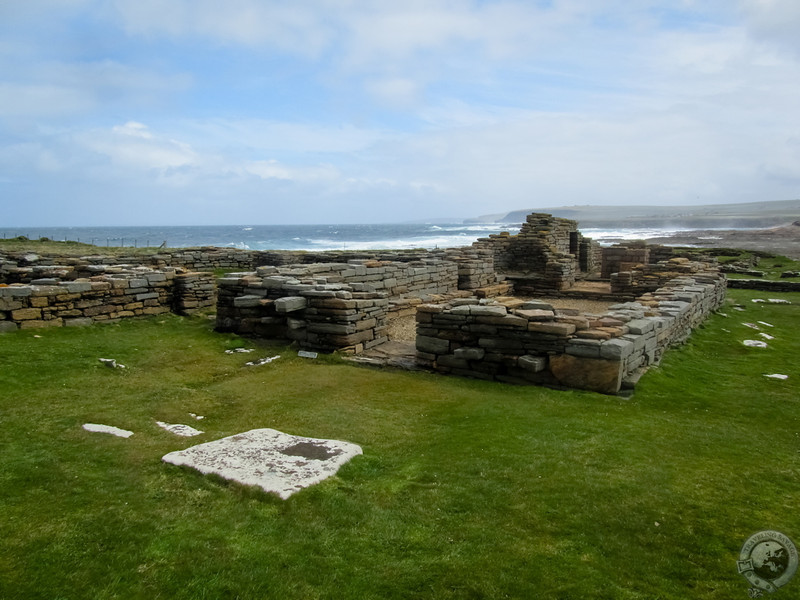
left=0, top=213, right=726, bottom=394
left=212, top=213, right=726, bottom=394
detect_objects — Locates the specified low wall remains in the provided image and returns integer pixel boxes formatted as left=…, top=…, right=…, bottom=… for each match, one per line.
left=215, top=259, right=468, bottom=353
left=415, top=270, right=726, bottom=395
left=726, top=279, right=800, bottom=292
left=0, top=248, right=259, bottom=283
left=0, top=269, right=215, bottom=332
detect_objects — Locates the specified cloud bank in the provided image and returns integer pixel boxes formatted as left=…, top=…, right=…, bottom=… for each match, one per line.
left=1, top=0, right=799, bottom=224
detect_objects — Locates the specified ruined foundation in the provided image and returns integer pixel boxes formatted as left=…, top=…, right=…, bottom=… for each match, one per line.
left=1, top=213, right=725, bottom=394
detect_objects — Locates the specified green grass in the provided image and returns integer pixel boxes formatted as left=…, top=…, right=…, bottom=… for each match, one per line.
left=2, top=290, right=800, bottom=599
left=0, top=237, right=163, bottom=256
left=692, top=248, right=800, bottom=280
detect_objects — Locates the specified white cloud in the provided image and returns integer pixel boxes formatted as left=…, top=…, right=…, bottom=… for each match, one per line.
left=365, top=78, right=421, bottom=109
left=739, top=0, right=800, bottom=54
left=79, top=121, right=197, bottom=171
left=112, top=0, right=333, bottom=55
left=0, top=82, right=94, bottom=117
left=243, top=160, right=339, bottom=182
left=0, top=59, right=191, bottom=120
left=178, top=119, right=386, bottom=155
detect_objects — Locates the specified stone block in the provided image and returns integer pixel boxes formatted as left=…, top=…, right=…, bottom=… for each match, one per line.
left=20, top=318, right=60, bottom=329
left=0, top=287, right=31, bottom=298
left=518, top=355, right=547, bottom=372
left=478, top=338, right=524, bottom=351
left=416, top=335, right=450, bottom=354
left=600, top=338, right=635, bottom=360
left=59, top=282, right=92, bottom=293
left=468, top=305, right=507, bottom=317
left=0, top=321, right=19, bottom=333
left=233, top=295, right=264, bottom=308
left=274, top=296, right=308, bottom=313
left=453, top=347, right=485, bottom=360
left=64, top=317, right=94, bottom=327
left=515, top=309, right=555, bottom=320
left=548, top=354, right=623, bottom=394
left=565, top=339, right=602, bottom=358
left=437, top=355, right=470, bottom=369
left=627, top=319, right=655, bottom=335
left=528, top=322, right=576, bottom=336
left=476, top=315, right=529, bottom=328
left=11, top=308, right=42, bottom=321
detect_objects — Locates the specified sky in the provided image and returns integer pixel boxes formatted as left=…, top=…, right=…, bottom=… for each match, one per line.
left=1, top=0, right=800, bottom=226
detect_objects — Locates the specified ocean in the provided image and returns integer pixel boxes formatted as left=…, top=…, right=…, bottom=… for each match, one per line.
left=1, top=223, right=689, bottom=251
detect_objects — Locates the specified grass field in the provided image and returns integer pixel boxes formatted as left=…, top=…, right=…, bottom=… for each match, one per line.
left=1, top=289, right=799, bottom=599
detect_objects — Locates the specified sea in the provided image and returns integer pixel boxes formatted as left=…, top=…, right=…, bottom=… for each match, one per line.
left=0, top=223, right=693, bottom=251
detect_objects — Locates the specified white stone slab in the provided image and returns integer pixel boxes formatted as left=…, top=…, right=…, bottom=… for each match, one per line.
left=98, top=357, right=126, bottom=369
left=245, top=355, right=281, bottom=366
left=743, top=340, right=768, bottom=348
left=83, top=423, right=134, bottom=438
left=162, top=428, right=362, bottom=499
left=156, top=421, right=204, bottom=437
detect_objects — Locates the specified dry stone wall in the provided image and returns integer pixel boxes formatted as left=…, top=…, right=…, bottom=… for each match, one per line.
left=0, top=268, right=215, bottom=332
left=215, top=259, right=464, bottom=353
left=0, top=248, right=258, bottom=283
left=472, top=213, right=601, bottom=293
left=610, top=257, right=716, bottom=296
left=416, top=270, right=726, bottom=394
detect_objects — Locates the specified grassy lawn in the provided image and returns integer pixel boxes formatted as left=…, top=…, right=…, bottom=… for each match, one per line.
left=1, top=289, right=799, bottom=599
left=0, top=237, right=162, bottom=256
left=701, top=249, right=800, bottom=280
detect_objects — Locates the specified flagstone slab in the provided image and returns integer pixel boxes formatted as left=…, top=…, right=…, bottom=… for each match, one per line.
left=83, top=423, right=133, bottom=438
left=162, top=428, right=362, bottom=499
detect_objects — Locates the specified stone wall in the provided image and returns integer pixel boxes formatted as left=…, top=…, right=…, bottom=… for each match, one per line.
left=472, top=213, right=601, bottom=293
left=215, top=259, right=464, bottom=353
left=602, top=243, right=650, bottom=278
left=0, top=269, right=215, bottom=332
left=0, top=248, right=258, bottom=283
left=726, top=279, right=800, bottom=292
left=610, top=257, right=717, bottom=296
left=415, top=270, right=726, bottom=394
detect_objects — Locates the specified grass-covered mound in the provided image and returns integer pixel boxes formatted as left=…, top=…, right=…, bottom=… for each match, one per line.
left=1, top=289, right=799, bottom=599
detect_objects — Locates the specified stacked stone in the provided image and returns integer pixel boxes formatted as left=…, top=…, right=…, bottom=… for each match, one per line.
left=0, top=268, right=178, bottom=331
left=727, top=279, right=800, bottom=292
left=601, top=244, right=650, bottom=279
left=215, top=259, right=461, bottom=353
left=648, top=245, right=676, bottom=264
left=215, top=270, right=389, bottom=353
left=443, top=247, right=497, bottom=290
left=472, top=232, right=514, bottom=271
left=417, top=271, right=727, bottom=394
left=610, top=257, right=717, bottom=295
left=415, top=298, right=578, bottom=386
left=173, top=272, right=216, bottom=314
left=579, top=239, right=601, bottom=274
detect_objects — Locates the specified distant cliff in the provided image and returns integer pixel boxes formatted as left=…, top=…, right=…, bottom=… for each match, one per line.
left=466, top=199, right=800, bottom=229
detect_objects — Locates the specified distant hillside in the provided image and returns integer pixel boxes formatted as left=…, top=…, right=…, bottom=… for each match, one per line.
left=466, top=199, right=800, bottom=229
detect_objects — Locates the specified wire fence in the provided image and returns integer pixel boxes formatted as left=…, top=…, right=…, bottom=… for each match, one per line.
left=1, top=233, right=165, bottom=248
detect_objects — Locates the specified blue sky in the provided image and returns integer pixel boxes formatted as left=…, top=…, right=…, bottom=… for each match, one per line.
left=1, top=0, right=799, bottom=225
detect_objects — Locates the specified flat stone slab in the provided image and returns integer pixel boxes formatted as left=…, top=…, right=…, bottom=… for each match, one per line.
left=162, top=428, right=362, bottom=499
left=83, top=423, right=134, bottom=438
left=156, top=421, right=204, bottom=437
